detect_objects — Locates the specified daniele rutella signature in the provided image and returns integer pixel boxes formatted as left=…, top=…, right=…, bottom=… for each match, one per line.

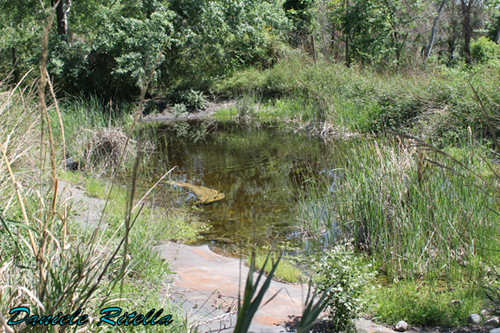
left=7, top=307, right=173, bottom=327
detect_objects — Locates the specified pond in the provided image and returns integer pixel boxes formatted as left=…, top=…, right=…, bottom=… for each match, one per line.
left=134, top=120, right=353, bottom=255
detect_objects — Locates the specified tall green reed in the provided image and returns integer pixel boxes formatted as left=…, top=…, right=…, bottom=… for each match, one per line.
left=303, top=136, right=499, bottom=281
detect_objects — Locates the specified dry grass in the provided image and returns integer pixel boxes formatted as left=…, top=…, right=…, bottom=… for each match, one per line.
left=0, top=84, right=40, bottom=176
left=83, top=127, right=136, bottom=175
left=0, top=5, right=135, bottom=332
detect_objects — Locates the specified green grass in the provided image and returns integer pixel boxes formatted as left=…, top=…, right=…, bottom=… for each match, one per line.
left=248, top=253, right=306, bottom=284
left=61, top=170, right=208, bottom=244
left=214, top=52, right=500, bottom=145
left=369, top=281, right=486, bottom=327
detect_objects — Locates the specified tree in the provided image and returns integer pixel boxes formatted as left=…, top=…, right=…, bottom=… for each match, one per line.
left=460, top=0, right=484, bottom=64
left=283, top=0, right=314, bottom=33
left=52, top=0, right=72, bottom=41
left=164, top=0, right=289, bottom=88
left=45, top=0, right=176, bottom=99
left=378, top=0, right=423, bottom=70
left=0, top=0, right=47, bottom=81
left=327, top=0, right=391, bottom=67
left=488, top=15, right=500, bottom=43
left=424, top=0, right=447, bottom=63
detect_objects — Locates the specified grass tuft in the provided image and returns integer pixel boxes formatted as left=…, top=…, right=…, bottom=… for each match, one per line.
left=370, top=281, right=485, bottom=327
left=249, top=253, right=306, bottom=284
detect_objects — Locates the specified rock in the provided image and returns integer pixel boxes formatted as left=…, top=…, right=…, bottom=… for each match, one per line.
left=468, top=314, right=482, bottom=325
left=484, top=317, right=500, bottom=329
left=395, top=321, right=408, bottom=332
left=482, top=309, right=493, bottom=319
left=64, top=154, right=79, bottom=171
left=490, top=328, right=500, bottom=333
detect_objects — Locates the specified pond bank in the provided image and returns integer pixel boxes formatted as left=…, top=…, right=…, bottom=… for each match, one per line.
left=141, top=100, right=236, bottom=123
left=60, top=178, right=398, bottom=332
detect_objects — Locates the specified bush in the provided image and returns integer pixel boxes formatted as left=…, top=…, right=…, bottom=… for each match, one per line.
left=180, top=89, right=208, bottom=109
left=314, top=244, right=377, bottom=332
left=172, top=103, right=188, bottom=116
left=471, top=37, right=500, bottom=64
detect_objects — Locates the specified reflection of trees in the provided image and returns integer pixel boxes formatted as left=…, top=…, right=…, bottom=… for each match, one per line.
left=137, top=121, right=351, bottom=250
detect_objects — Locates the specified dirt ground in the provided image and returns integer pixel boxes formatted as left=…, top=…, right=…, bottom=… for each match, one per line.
left=141, top=99, right=236, bottom=123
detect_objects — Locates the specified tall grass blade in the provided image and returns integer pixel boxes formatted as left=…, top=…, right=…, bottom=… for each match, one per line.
left=296, top=282, right=334, bottom=333
left=234, top=251, right=281, bottom=333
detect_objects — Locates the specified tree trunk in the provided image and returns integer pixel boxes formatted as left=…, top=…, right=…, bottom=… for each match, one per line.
left=394, top=31, right=400, bottom=71
left=447, top=39, right=455, bottom=66
left=345, top=0, right=351, bottom=67
left=495, top=25, right=500, bottom=43
left=52, top=0, right=72, bottom=41
left=460, top=0, right=473, bottom=64
left=311, top=35, right=317, bottom=62
left=345, top=34, right=350, bottom=67
left=424, top=0, right=447, bottom=63
left=12, top=47, right=19, bottom=82
left=331, top=30, right=336, bottom=53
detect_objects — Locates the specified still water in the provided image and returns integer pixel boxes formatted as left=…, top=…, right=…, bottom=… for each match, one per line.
left=136, top=120, right=346, bottom=254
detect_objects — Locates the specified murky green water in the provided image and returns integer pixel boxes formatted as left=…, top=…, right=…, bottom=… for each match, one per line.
left=136, top=120, right=348, bottom=255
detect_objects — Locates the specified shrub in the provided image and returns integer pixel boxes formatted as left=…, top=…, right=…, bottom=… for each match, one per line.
left=471, top=37, right=500, bottom=64
left=314, top=244, right=377, bottom=332
left=172, top=103, right=188, bottom=116
left=180, top=89, right=208, bottom=109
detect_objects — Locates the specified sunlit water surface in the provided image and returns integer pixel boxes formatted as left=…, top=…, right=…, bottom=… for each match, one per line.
left=131, top=120, right=353, bottom=255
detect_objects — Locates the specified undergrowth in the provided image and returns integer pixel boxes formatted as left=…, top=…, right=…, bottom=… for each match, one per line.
left=214, top=51, right=500, bottom=145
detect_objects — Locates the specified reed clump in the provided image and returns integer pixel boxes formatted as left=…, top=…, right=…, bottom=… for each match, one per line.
left=302, top=135, right=499, bottom=281
left=342, top=138, right=498, bottom=279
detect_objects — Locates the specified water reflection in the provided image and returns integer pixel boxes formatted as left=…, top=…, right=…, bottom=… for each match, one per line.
left=136, top=120, right=352, bottom=254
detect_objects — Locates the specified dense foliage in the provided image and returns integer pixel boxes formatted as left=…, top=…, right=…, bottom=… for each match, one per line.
left=0, top=0, right=290, bottom=99
left=1, top=0, right=499, bottom=100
